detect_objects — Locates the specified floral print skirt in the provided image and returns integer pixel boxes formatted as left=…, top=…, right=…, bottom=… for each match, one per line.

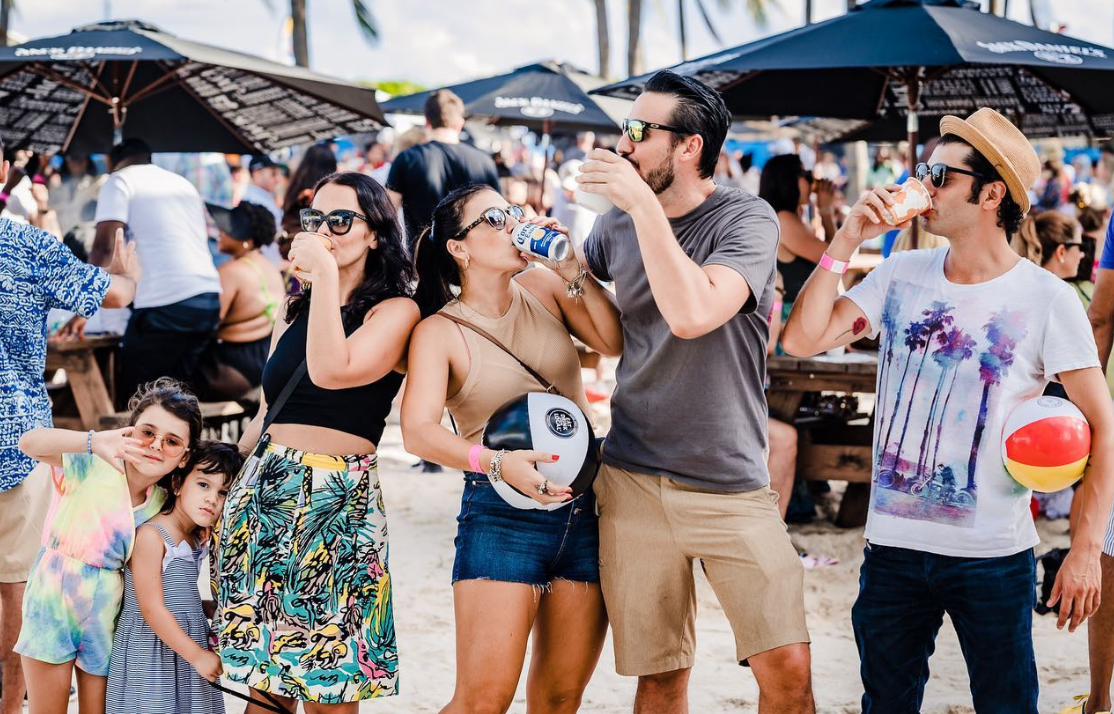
left=212, top=436, right=397, bottom=703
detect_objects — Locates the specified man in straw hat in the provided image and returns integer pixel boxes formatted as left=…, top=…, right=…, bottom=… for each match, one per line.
left=783, top=107, right=1114, bottom=712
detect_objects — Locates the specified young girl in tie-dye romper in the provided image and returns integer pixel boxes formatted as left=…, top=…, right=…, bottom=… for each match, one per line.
left=15, top=379, right=203, bottom=714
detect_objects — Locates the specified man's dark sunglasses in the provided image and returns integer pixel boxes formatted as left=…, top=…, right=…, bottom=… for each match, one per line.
left=622, top=118, right=691, bottom=143
left=300, top=208, right=368, bottom=235
left=914, top=162, right=986, bottom=188
left=453, top=205, right=526, bottom=240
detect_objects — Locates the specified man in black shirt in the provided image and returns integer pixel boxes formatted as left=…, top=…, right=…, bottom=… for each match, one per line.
left=386, top=89, right=500, bottom=247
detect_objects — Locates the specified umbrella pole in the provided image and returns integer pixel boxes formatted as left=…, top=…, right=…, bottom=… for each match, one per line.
left=905, top=71, right=921, bottom=249
left=541, top=119, right=552, bottom=181
left=111, top=96, right=125, bottom=145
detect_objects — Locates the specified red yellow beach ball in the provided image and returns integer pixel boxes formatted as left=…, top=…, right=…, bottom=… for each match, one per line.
left=1002, top=396, right=1091, bottom=492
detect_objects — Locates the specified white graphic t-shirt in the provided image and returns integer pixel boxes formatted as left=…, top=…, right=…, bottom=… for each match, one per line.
left=845, top=247, right=1099, bottom=557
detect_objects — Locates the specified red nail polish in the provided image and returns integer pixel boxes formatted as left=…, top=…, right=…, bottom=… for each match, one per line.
left=553, top=455, right=560, bottom=461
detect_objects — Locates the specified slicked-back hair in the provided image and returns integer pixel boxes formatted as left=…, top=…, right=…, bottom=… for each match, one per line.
left=642, top=70, right=731, bottom=179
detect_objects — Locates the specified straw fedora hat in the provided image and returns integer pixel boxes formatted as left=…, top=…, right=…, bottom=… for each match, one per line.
left=939, top=108, right=1040, bottom=214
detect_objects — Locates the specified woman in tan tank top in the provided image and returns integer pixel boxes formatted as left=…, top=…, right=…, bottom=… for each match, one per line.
left=401, top=185, right=622, bottom=714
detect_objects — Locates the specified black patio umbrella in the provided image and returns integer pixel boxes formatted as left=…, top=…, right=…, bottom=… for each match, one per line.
left=593, top=0, right=1114, bottom=153
left=381, top=61, right=626, bottom=135
left=0, top=20, right=388, bottom=155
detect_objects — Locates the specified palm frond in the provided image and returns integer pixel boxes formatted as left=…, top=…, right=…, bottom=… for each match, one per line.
left=352, top=0, right=380, bottom=43
left=693, top=0, right=724, bottom=44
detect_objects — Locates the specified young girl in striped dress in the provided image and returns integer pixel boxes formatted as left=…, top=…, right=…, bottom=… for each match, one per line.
left=16, top=379, right=203, bottom=714
left=106, top=441, right=243, bottom=714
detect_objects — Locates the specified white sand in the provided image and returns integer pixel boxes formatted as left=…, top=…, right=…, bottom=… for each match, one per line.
left=206, top=418, right=1090, bottom=713
left=79, top=373, right=1091, bottom=713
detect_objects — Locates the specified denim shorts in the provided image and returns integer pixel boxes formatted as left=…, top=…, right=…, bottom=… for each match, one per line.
left=452, top=473, right=600, bottom=586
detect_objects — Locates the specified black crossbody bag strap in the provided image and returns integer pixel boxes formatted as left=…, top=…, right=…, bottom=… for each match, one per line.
left=261, top=359, right=309, bottom=435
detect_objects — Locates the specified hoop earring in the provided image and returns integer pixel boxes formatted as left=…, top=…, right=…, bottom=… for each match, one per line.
left=463, top=254, right=471, bottom=270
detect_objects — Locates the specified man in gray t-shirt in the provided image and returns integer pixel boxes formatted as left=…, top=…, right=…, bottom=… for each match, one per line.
left=577, top=71, right=813, bottom=712
left=584, top=183, right=777, bottom=491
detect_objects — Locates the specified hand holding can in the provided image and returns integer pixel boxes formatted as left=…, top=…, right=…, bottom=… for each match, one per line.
left=510, top=223, right=570, bottom=262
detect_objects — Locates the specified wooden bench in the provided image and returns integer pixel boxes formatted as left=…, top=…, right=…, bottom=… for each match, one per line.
left=767, top=355, right=878, bottom=528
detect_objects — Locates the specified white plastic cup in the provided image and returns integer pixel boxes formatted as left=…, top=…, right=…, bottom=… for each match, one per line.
left=575, top=187, right=615, bottom=215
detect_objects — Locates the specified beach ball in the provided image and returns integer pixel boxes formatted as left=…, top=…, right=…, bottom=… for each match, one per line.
left=482, top=393, right=601, bottom=511
left=1001, top=396, right=1090, bottom=493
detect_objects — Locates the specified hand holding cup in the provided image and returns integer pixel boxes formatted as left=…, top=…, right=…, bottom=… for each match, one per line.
left=288, top=232, right=337, bottom=284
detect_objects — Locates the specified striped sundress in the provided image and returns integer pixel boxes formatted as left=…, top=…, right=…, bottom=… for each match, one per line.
left=106, top=524, right=224, bottom=714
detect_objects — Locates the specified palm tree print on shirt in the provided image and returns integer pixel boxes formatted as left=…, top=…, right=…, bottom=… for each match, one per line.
left=872, top=284, right=1029, bottom=528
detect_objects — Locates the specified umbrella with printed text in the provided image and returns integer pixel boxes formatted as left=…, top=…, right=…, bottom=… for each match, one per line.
left=0, top=20, right=388, bottom=155
left=381, top=61, right=629, bottom=135
left=592, top=0, right=1114, bottom=151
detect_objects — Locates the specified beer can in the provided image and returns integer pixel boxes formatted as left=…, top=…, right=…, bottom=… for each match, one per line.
left=510, top=223, right=570, bottom=262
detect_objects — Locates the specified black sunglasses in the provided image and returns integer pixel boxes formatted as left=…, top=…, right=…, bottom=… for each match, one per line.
left=914, top=162, right=986, bottom=188
left=453, top=205, right=526, bottom=240
left=622, top=118, right=690, bottom=143
left=300, top=208, right=368, bottom=236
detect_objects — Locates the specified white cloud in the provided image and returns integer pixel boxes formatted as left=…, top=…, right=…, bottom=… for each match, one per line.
left=11, top=0, right=1114, bottom=89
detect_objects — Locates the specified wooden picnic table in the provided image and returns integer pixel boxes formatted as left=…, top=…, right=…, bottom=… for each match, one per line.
left=767, top=354, right=878, bottom=527
left=46, top=334, right=121, bottom=431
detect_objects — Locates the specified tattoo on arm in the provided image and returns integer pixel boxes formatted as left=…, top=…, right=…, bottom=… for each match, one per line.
left=836, top=317, right=869, bottom=341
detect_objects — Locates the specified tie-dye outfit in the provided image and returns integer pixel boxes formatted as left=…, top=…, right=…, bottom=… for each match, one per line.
left=15, top=453, right=166, bottom=676
left=212, top=439, right=396, bottom=702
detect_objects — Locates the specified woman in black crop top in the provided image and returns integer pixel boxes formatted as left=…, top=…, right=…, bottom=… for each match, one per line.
left=212, top=172, right=418, bottom=707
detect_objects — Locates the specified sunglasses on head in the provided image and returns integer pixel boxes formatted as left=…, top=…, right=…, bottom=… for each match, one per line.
left=453, top=205, right=526, bottom=240
left=621, top=118, right=690, bottom=143
left=914, top=162, right=986, bottom=188
left=134, top=425, right=187, bottom=458
left=299, top=208, right=368, bottom=236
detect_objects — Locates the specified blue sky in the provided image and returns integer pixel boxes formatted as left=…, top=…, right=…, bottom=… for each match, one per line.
left=13, top=0, right=1114, bottom=88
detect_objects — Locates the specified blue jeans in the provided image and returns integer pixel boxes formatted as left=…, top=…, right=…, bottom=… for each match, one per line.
left=851, top=543, right=1038, bottom=714
left=453, top=473, right=599, bottom=586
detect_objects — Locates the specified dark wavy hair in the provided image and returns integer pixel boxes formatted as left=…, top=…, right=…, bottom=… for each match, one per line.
left=938, top=134, right=1025, bottom=238
left=413, top=183, right=494, bottom=318
left=759, top=154, right=805, bottom=214
left=160, top=441, right=243, bottom=517
left=281, top=144, right=338, bottom=235
left=285, top=172, right=415, bottom=327
left=237, top=201, right=279, bottom=248
left=642, top=70, right=731, bottom=180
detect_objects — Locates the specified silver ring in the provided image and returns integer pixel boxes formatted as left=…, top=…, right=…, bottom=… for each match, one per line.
left=536, top=480, right=549, bottom=495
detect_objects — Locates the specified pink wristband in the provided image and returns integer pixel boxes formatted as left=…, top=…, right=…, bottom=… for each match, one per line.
left=768, top=300, right=784, bottom=325
left=819, top=252, right=849, bottom=275
left=468, top=444, right=484, bottom=473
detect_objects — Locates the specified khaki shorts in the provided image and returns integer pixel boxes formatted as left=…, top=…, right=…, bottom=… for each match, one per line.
left=0, top=464, right=53, bottom=583
left=595, top=464, right=810, bottom=676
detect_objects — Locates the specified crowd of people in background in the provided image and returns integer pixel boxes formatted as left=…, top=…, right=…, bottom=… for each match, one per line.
left=4, top=65, right=1114, bottom=714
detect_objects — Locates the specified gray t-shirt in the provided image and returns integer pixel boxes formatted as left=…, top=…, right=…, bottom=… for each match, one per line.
left=583, top=185, right=779, bottom=492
